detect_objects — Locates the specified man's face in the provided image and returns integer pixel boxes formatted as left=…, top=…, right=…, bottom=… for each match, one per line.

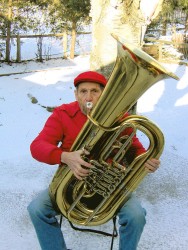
left=75, top=82, right=104, bottom=115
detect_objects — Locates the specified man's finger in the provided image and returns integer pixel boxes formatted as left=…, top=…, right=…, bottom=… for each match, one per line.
left=80, top=147, right=90, bottom=155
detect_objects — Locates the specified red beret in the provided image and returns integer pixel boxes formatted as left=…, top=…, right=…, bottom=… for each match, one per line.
left=74, top=71, right=107, bottom=87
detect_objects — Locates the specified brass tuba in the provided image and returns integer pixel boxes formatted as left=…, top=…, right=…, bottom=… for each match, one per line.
left=49, top=34, right=178, bottom=226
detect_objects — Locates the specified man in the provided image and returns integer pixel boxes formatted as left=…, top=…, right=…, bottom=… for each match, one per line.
left=28, top=71, right=160, bottom=250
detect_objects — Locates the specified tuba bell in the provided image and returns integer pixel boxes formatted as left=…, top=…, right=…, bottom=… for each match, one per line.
left=49, top=34, right=179, bottom=226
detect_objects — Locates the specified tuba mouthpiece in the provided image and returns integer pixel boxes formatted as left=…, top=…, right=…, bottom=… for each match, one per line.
left=86, top=102, right=93, bottom=109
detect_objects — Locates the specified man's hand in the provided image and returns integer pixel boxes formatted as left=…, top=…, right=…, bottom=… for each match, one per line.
left=61, top=149, right=92, bottom=180
left=144, top=158, right=160, bottom=173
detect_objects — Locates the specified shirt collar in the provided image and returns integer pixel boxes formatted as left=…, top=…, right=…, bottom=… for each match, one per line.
left=61, top=101, right=82, bottom=117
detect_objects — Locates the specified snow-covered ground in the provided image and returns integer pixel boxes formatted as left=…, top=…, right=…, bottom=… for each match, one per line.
left=0, top=53, right=188, bottom=250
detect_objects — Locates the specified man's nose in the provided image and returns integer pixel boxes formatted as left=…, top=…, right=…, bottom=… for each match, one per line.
left=85, top=91, right=93, bottom=101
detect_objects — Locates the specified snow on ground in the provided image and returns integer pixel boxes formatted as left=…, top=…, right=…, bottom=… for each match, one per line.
left=0, top=55, right=188, bottom=250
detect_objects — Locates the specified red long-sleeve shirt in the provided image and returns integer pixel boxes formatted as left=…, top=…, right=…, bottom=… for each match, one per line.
left=30, top=101, right=146, bottom=165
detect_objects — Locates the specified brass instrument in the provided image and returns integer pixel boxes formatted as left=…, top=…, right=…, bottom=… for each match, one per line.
left=49, top=34, right=178, bottom=226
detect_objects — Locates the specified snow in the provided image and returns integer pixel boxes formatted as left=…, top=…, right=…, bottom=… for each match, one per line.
left=0, top=52, right=188, bottom=250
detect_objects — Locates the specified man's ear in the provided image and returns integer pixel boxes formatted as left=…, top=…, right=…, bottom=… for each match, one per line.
left=74, top=89, right=78, bottom=101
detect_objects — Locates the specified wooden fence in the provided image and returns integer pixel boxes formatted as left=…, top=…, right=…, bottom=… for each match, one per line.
left=143, top=37, right=188, bottom=62
left=0, top=31, right=91, bottom=62
left=0, top=32, right=187, bottom=63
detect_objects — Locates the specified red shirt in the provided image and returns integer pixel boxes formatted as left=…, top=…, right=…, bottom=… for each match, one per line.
left=30, top=101, right=145, bottom=165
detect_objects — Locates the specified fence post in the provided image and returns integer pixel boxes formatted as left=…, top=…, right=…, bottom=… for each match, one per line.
left=16, top=34, right=21, bottom=62
left=37, top=36, right=43, bottom=62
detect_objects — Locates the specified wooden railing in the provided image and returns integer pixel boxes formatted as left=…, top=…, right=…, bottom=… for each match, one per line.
left=143, top=37, right=188, bottom=62
left=0, top=31, right=91, bottom=62
left=0, top=33, right=187, bottom=63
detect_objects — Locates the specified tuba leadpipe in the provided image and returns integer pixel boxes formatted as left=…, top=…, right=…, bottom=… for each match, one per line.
left=49, top=34, right=179, bottom=226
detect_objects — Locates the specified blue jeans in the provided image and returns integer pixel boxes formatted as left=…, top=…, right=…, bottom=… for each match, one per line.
left=27, top=189, right=146, bottom=250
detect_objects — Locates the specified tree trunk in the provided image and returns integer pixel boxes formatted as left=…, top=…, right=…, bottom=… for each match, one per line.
left=5, top=0, right=12, bottom=62
left=63, top=29, right=68, bottom=59
left=90, top=0, right=164, bottom=77
left=90, top=0, right=164, bottom=114
left=185, top=13, right=188, bottom=38
left=70, top=21, right=76, bottom=59
left=162, top=19, right=167, bottom=36
left=16, top=34, right=21, bottom=62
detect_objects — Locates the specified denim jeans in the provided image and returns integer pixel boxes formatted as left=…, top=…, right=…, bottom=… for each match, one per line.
left=27, top=189, right=146, bottom=250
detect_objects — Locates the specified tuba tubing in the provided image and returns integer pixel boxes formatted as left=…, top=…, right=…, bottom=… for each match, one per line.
left=49, top=34, right=179, bottom=226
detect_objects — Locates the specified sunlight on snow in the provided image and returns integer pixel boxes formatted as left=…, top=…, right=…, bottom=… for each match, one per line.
left=175, top=93, right=188, bottom=106
left=23, top=69, right=68, bottom=85
left=137, top=81, right=165, bottom=113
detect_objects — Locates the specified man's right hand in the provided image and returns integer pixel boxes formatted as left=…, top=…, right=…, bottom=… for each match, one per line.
left=61, top=149, right=92, bottom=180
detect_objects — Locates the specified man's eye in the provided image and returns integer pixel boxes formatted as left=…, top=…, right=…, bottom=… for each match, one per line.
left=92, top=89, right=98, bottom=93
left=80, top=90, right=87, bottom=94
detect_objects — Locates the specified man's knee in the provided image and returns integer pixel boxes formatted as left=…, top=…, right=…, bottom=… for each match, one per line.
left=118, top=196, right=146, bottom=228
left=120, top=207, right=146, bottom=226
left=27, top=198, right=40, bottom=218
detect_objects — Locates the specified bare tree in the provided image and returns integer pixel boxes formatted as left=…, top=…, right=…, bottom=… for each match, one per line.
left=90, top=0, right=164, bottom=76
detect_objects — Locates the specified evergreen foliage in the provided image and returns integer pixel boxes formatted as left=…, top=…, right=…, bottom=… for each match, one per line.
left=0, top=0, right=91, bottom=61
left=147, top=0, right=188, bottom=35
